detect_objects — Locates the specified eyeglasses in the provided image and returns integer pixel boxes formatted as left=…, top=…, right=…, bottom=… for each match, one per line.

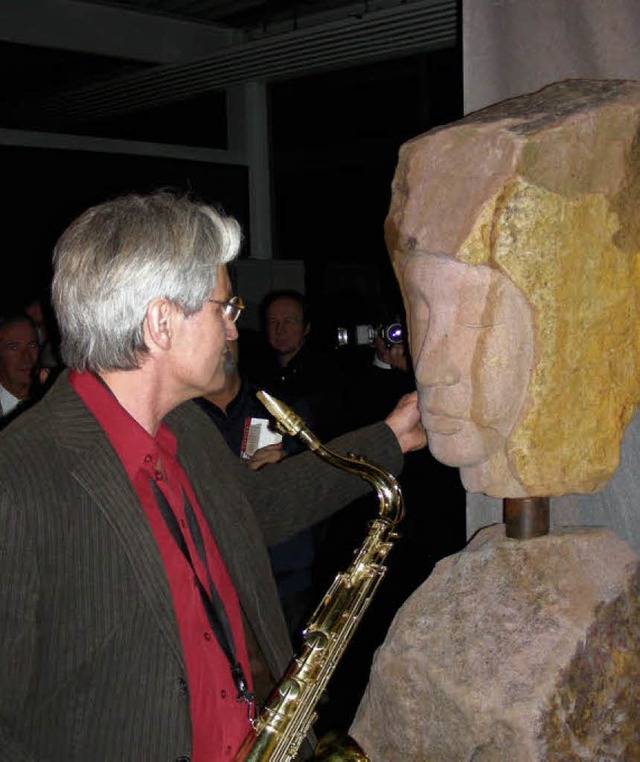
left=209, top=295, right=245, bottom=324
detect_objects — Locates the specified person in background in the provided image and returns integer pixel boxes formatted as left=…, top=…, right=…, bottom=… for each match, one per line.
left=23, top=293, right=61, bottom=371
left=0, top=314, right=40, bottom=425
left=247, top=289, right=349, bottom=440
left=0, top=190, right=425, bottom=761
left=348, top=311, right=414, bottom=429
left=196, top=339, right=286, bottom=470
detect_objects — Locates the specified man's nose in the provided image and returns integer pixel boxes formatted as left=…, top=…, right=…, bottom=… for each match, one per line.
left=21, top=346, right=38, bottom=364
left=224, top=317, right=239, bottom=342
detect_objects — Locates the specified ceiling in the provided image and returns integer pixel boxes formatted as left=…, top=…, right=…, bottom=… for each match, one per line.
left=0, top=0, right=458, bottom=137
left=78, top=0, right=415, bottom=33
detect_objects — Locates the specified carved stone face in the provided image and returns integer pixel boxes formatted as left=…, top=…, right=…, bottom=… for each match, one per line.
left=386, top=80, right=640, bottom=497
left=400, top=253, right=534, bottom=494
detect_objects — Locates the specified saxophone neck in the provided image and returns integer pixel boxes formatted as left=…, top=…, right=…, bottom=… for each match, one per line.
left=256, top=390, right=321, bottom=449
left=257, top=389, right=403, bottom=527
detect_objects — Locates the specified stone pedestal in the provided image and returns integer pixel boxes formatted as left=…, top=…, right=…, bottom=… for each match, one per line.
left=351, top=525, right=640, bottom=761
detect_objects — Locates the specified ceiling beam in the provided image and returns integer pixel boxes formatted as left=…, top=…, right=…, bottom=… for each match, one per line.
left=0, top=0, right=236, bottom=64
left=0, top=126, right=244, bottom=164
left=9, top=0, right=457, bottom=126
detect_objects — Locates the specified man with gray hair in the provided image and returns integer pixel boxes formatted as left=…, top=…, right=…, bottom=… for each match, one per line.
left=0, top=191, right=425, bottom=761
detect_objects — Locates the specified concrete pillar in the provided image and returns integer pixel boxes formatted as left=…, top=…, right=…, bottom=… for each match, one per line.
left=227, top=82, right=273, bottom=261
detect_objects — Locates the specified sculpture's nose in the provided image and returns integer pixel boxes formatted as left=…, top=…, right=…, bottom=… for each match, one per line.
left=414, top=327, right=462, bottom=388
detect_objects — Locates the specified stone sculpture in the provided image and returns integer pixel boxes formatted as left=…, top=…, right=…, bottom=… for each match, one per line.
left=386, top=78, right=640, bottom=497
left=351, top=80, right=640, bottom=761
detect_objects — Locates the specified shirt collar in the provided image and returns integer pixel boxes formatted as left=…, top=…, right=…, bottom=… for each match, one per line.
left=372, top=355, right=392, bottom=370
left=69, top=369, right=177, bottom=482
left=0, top=383, right=21, bottom=416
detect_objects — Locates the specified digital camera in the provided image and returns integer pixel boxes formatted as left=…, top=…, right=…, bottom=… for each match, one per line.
left=335, top=322, right=403, bottom=349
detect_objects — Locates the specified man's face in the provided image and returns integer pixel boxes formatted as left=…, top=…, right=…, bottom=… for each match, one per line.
left=265, top=297, right=309, bottom=362
left=224, top=336, right=239, bottom=375
left=170, top=266, right=238, bottom=398
left=0, top=322, right=39, bottom=399
left=401, top=253, right=533, bottom=467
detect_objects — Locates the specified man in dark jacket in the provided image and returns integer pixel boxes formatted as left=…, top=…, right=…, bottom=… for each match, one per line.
left=248, top=289, right=349, bottom=440
left=0, top=191, right=425, bottom=761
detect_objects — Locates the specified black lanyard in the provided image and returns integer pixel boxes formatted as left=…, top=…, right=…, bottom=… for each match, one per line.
left=150, top=480, right=254, bottom=707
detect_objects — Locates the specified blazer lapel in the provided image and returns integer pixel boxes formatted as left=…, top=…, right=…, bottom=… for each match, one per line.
left=167, top=404, right=293, bottom=675
left=47, top=375, right=185, bottom=669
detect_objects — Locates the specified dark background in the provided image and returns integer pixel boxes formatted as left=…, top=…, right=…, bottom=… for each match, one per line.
left=3, top=46, right=462, bottom=321
left=3, top=146, right=248, bottom=305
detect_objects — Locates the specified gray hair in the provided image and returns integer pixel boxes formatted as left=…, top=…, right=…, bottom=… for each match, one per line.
left=52, top=191, right=241, bottom=372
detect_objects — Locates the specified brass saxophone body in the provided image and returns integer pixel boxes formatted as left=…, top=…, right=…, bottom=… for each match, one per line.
left=235, top=391, right=404, bottom=762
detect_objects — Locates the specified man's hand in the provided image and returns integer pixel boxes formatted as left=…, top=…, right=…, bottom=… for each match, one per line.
left=384, top=391, right=427, bottom=453
left=248, top=442, right=285, bottom=471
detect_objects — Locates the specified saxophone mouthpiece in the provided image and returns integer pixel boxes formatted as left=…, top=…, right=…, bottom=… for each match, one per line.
left=256, top=390, right=304, bottom=437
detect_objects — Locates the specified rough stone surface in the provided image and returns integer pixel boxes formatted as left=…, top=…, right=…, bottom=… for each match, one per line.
left=351, top=525, right=640, bottom=761
left=388, top=79, right=640, bottom=496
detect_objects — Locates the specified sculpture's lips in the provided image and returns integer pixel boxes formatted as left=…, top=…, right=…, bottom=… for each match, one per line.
left=423, top=413, right=466, bottom=435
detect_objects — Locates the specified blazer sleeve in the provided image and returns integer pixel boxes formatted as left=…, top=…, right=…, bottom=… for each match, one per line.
left=170, top=403, right=404, bottom=550
left=0, top=482, right=43, bottom=762
left=235, top=421, right=404, bottom=547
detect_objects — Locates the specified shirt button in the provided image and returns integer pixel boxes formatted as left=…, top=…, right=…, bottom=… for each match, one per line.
left=155, top=471, right=163, bottom=481
left=225, top=745, right=232, bottom=755
left=144, top=454, right=152, bottom=463
left=204, top=632, right=212, bottom=641
left=220, top=689, right=227, bottom=699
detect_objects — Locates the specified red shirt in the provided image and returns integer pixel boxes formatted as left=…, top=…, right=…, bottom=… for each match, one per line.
left=70, top=370, right=252, bottom=760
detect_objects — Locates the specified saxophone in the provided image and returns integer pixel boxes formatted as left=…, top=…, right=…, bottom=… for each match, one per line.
left=235, top=391, right=404, bottom=762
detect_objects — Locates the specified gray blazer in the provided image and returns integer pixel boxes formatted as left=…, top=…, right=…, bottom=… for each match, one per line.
left=0, top=373, right=402, bottom=761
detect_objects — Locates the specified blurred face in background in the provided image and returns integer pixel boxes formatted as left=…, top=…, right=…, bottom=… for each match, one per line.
left=0, top=321, right=39, bottom=399
left=265, top=297, right=309, bottom=366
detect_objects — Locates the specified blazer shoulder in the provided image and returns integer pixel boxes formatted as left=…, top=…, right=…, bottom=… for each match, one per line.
left=166, top=398, right=224, bottom=443
left=0, top=372, right=102, bottom=479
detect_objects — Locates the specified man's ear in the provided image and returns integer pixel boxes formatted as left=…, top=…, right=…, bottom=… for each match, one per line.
left=304, top=321, right=311, bottom=338
left=144, top=298, right=175, bottom=351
